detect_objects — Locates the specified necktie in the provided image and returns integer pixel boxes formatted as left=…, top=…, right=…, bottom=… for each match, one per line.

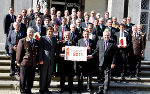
left=85, top=40, right=88, bottom=47
left=72, top=32, right=74, bottom=39
left=65, top=41, right=68, bottom=45
left=62, top=26, right=65, bottom=40
left=135, top=33, right=137, bottom=37
left=16, top=30, right=18, bottom=45
left=105, top=42, right=107, bottom=50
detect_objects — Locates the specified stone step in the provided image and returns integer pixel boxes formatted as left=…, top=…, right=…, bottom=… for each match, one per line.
left=0, top=55, right=10, bottom=60
left=0, top=73, right=16, bottom=80
left=0, top=60, right=10, bottom=66
left=141, top=60, right=150, bottom=65
left=0, top=50, right=5, bottom=55
left=0, top=66, right=10, bottom=73
left=110, top=81, right=150, bottom=89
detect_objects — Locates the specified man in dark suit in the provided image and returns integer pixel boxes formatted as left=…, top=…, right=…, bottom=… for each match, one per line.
left=58, top=17, right=70, bottom=40
left=114, top=24, right=131, bottom=79
left=98, top=18, right=106, bottom=37
left=7, top=22, right=25, bottom=76
left=32, top=17, right=46, bottom=36
left=77, top=30, right=94, bottom=93
left=70, top=24, right=82, bottom=44
left=106, top=19, right=118, bottom=42
left=3, top=7, right=16, bottom=55
left=76, top=19, right=84, bottom=37
left=39, top=26, right=58, bottom=94
left=59, top=31, right=75, bottom=93
left=88, top=30, right=117, bottom=94
left=16, top=27, right=39, bottom=94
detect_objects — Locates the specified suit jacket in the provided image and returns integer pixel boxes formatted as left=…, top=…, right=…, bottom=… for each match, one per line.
left=132, top=34, right=142, bottom=55
left=39, top=36, right=58, bottom=66
left=32, top=25, right=46, bottom=36
left=78, top=38, right=94, bottom=55
left=76, top=26, right=84, bottom=36
left=3, top=14, right=16, bottom=34
left=16, top=38, right=39, bottom=66
left=107, top=27, right=118, bottom=42
left=9, top=22, right=27, bottom=35
left=58, top=25, right=70, bottom=32
left=8, top=30, right=25, bottom=53
left=70, top=30, right=82, bottom=44
left=81, top=22, right=90, bottom=28
left=92, top=39, right=117, bottom=69
left=115, top=31, right=131, bottom=51
left=29, top=19, right=36, bottom=27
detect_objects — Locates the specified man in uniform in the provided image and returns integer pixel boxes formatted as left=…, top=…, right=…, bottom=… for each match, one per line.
left=16, top=27, right=39, bottom=94
left=131, top=26, right=143, bottom=78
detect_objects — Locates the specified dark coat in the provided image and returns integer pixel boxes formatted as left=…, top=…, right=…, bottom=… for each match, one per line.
left=7, top=30, right=25, bottom=53
left=3, top=14, right=16, bottom=34
left=16, top=37, right=39, bottom=66
left=92, top=39, right=117, bottom=69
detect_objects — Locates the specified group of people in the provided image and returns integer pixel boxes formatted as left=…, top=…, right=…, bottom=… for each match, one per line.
left=3, top=4, right=146, bottom=94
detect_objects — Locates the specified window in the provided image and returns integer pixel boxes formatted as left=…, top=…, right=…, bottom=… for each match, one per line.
left=140, top=0, right=149, bottom=39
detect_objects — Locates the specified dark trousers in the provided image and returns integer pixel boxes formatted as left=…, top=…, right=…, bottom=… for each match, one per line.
left=118, top=50, right=128, bottom=76
left=5, top=37, right=9, bottom=54
left=132, top=55, right=141, bottom=76
left=60, top=62, right=74, bottom=92
left=97, top=67, right=110, bottom=93
left=20, top=66, right=36, bottom=94
left=10, top=51, right=16, bottom=74
left=77, top=62, right=92, bottom=92
left=40, top=63, right=54, bottom=92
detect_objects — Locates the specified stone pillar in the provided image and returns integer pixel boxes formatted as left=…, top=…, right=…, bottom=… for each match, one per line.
left=33, top=0, right=38, bottom=12
left=128, top=0, right=141, bottom=25
left=85, top=0, right=107, bottom=16
left=14, top=0, right=33, bottom=15
left=0, top=0, right=12, bottom=50
left=107, top=0, right=124, bottom=23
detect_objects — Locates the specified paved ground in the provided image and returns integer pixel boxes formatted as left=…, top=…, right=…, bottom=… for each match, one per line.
left=0, top=87, right=150, bottom=94
left=0, top=88, right=150, bottom=94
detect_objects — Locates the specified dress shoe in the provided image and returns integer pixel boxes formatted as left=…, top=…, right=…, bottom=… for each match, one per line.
left=135, top=75, right=140, bottom=79
left=45, top=90, right=52, bottom=94
left=87, top=89, right=92, bottom=94
left=97, top=90, right=104, bottom=94
left=9, top=73, right=15, bottom=77
left=121, top=73, right=125, bottom=80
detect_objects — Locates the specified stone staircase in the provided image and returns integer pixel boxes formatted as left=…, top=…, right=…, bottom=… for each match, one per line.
left=0, top=50, right=150, bottom=91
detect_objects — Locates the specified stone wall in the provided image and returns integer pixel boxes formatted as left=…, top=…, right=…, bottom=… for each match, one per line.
left=0, top=0, right=12, bottom=50
left=85, top=0, right=107, bottom=17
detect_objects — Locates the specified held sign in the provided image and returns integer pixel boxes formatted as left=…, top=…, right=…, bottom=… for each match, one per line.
left=65, top=46, right=87, bottom=61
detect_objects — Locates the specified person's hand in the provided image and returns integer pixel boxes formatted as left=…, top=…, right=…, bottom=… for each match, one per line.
left=117, top=45, right=121, bottom=48
left=60, top=54, right=65, bottom=57
left=87, top=46, right=91, bottom=51
left=17, top=63, right=21, bottom=67
left=122, top=45, right=126, bottom=48
left=62, top=47, right=65, bottom=51
left=87, top=55, right=92, bottom=59
left=39, top=61, right=44, bottom=64
left=5, top=34, right=8, bottom=37
left=13, top=45, right=17, bottom=51
left=111, top=64, right=115, bottom=69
